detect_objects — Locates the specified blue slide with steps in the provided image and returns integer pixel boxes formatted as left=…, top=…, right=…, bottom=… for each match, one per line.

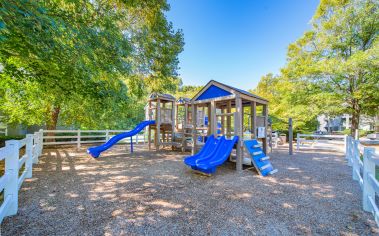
left=184, top=136, right=238, bottom=175
left=244, top=139, right=277, bottom=176
left=87, top=120, right=155, bottom=158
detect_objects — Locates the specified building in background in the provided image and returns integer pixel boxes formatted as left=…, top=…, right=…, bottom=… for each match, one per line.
left=317, top=114, right=378, bottom=133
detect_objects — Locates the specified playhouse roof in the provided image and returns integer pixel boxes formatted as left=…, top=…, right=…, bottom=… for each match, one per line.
left=191, top=80, right=268, bottom=104
left=149, top=93, right=176, bottom=101
left=176, top=97, right=191, bottom=104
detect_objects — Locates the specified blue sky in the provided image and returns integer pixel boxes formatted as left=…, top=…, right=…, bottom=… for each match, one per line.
left=165, top=0, right=320, bottom=89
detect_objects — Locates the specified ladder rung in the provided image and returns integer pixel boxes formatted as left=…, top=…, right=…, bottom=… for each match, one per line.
left=253, top=144, right=261, bottom=148
left=253, top=151, right=262, bottom=155
left=260, top=156, right=270, bottom=161
left=260, top=164, right=270, bottom=171
left=269, top=169, right=278, bottom=175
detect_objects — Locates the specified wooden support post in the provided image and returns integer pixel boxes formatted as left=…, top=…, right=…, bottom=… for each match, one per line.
left=263, top=104, right=268, bottom=154
left=235, top=96, right=243, bottom=171
left=252, top=102, right=257, bottom=139
left=182, top=103, right=188, bottom=152
left=105, top=130, right=110, bottom=141
left=207, top=103, right=211, bottom=135
left=191, top=104, right=197, bottom=155
left=77, top=129, right=81, bottom=150
left=210, top=100, right=217, bottom=136
left=171, top=101, right=175, bottom=148
left=227, top=100, right=231, bottom=138
left=148, top=101, right=152, bottom=150
left=156, top=99, right=161, bottom=151
left=221, top=108, right=225, bottom=135
left=289, top=118, right=293, bottom=155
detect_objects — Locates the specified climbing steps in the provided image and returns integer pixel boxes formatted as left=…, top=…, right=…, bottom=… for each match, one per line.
left=244, top=139, right=278, bottom=176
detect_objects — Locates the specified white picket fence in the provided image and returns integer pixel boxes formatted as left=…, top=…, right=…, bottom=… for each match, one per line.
left=346, top=136, right=379, bottom=226
left=42, top=129, right=146, bottom=148
left=0, top=130, right=43, bottom=224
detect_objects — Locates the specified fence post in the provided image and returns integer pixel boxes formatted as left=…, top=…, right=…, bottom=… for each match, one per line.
left=296, top=133, right=300, bottom=150
left=345, top=136, right=350, bottom=161
left=363, top=147, right=376, bottom=212
left=344, top=134, right=348, bottom=155
left=106, top=130, right=109, bottom=141
left=25, top=134, right=34, bottom=178
left=33, top=132, right=39, bottom=164
left=347, top=137, right=353, bottom=166
left=39, top=129, right=43, bottom=156
left=288, top=118, right=293, bottom=155
left=352, top=140, right=359, bottom=181
left=77, top=129, right=81, bottom=149
left=4, top=140, right=19, bottom=216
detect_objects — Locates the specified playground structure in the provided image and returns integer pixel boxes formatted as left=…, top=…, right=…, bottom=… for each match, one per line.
left=87, top=80, right=274, bottom=174
left=144, top=80, right=271, bottom=172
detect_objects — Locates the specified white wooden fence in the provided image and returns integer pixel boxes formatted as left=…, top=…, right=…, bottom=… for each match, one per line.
left=0, top=130, right=43, bottom=224
left=346, top=136, right=379, bottom=226
left=297, top=134, right=347, bottom=152
left=42, top=129, right=146, bottom=148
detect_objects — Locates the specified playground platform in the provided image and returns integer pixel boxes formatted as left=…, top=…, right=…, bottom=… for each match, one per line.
left=2, top=145, right=378, bottom=235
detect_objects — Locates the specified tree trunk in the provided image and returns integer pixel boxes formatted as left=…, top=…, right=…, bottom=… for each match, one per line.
left=46, top=106, right=61, bottom=142
left=351, top=99, right=360, bottom=138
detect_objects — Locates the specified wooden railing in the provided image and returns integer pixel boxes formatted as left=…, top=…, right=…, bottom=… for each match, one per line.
left=0, top=130, right=43, bottom=223
left=42, top=129, right=146, bottom=148
left=346, top=136, right=379, bottom=226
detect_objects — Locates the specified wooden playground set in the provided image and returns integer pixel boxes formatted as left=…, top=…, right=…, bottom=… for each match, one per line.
left=89, top=80, right=276, bottom=175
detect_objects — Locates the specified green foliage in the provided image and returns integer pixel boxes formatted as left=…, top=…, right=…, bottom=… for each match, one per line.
left=253, top=73, right=319, bottom=132
left=254, top=0, right=379, bottom=133
left=175, top=85, right=203, bottom=99
left=0, top=0, right=184, bottom=129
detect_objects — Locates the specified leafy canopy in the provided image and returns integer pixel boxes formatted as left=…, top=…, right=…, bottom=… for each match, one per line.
left=0, top=0, right=184, bottom=129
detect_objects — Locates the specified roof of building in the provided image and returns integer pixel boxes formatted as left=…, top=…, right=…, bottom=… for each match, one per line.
left=176, top=97, right=191, bottom=104
left=191, top=80, right=268, bottom=103
left=149, top=93, right=176, bottom=101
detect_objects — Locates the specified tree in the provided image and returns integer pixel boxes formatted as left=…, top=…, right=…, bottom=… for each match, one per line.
left=175, top=85, right=203, bottom=99
left=0, top=0, right=184, bottom=129
left=253, top=73, right=321, bottom=132
left=284, top=0, right=379, bottom=134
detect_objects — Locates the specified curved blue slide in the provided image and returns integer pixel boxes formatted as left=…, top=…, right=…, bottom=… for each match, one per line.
left=87, top=120, right=155, bottom=158
left=184, top=136, right=239, bottom=175
left=184, top=136, right=220, bottom=168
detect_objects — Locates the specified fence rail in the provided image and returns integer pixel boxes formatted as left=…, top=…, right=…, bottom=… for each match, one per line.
left=297, top=134, right=347, bottom=151
left=346, top=136, right=379, bottom=226
left=42, top=129, right=146, bottom=148
left=0, top=130, right=43, bottom=224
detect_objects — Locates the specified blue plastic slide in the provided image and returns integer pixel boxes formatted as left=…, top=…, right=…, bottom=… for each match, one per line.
left=244, top=139, right=278, bottom=176
left=87, top=120, right=155, bottom=158
left=184, top=135, right=219, bottom=166
left=184, top=136, right=238, bottom=175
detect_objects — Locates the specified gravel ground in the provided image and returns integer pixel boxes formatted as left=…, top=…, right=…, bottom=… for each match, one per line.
left=2, top=144, right=378, bottom=235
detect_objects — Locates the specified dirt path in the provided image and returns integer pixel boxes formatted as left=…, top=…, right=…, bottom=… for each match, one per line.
left=2, top=145, right=378, bottom=235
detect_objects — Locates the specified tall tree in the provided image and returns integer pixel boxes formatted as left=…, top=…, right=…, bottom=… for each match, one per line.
left=0, top=0, right=184, bottom=129
left=284, top=0, right=379, bottom=134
